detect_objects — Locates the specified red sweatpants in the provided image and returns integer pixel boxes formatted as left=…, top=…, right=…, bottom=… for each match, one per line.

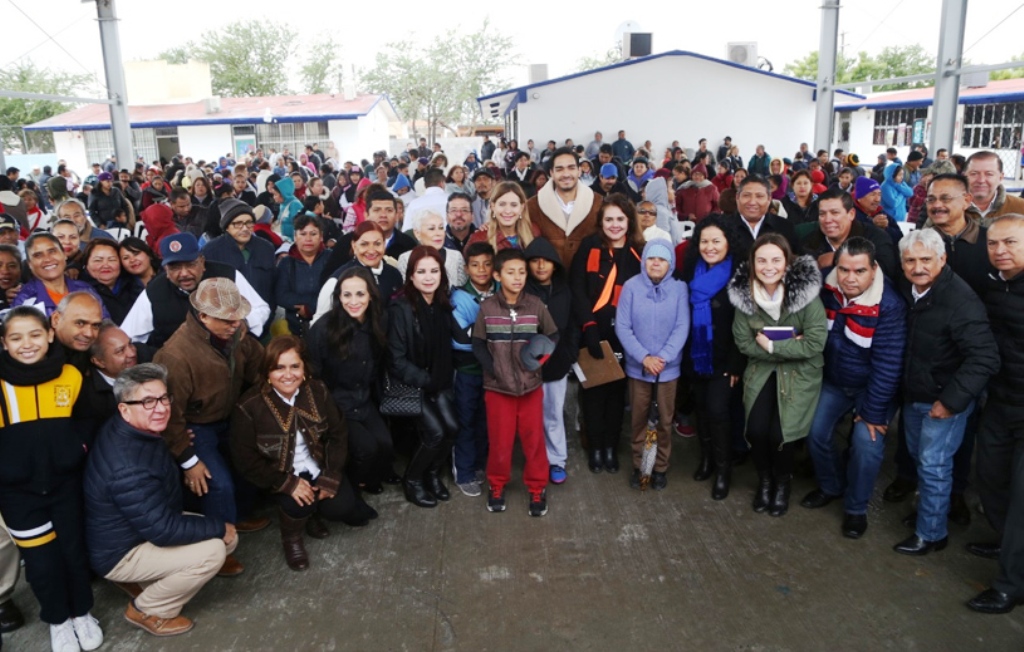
left=484, top=388, right=548, bottom=493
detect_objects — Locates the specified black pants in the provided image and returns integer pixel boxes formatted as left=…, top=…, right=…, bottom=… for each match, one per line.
left=347, top=407, right=395, bottom=487
left=406, top=390, right=459, bottom=479
left=274, top=473, right=368, bottom=524
left=581, top=378, right=627, bottom=451
left=0, top=477, right=93, bottom=624
left=976, top=400, right=1024, bottom=597
left=746, top=374, right=794, bottom=477
left=693, top=373, right=733, bottom=426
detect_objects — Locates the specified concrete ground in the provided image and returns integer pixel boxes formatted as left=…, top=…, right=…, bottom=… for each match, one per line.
left=6, top=423, right=1024, bottom=651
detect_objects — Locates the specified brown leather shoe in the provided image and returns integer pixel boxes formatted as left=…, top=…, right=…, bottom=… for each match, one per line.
left=216, top=554, right=245, bottom=577
left=235, top=516, right=271, bottom=533
left=111, top=581, right=143, bottom=599
left=124, top=601, right=194, bottom=637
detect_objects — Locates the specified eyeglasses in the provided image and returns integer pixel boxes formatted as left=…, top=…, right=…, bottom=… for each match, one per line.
left=122, top=393, right=173, bottom=410
left=925, top=194, right=965, bottom=204
left=637, top=209, right=657, bottom=216
left=229, top=220, right=255, bottom=229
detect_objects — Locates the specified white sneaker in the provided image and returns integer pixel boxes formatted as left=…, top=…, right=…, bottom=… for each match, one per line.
left=50, top=619, right=80, bottom=652
left=72, top=613, right=103, bottom=651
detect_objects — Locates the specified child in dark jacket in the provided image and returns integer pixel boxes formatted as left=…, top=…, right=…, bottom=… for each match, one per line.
left=524, top=237, right=578, bottom=485
left=450, top=242, right=496, bottom=497
left=472, top=249, right=559, bottom=516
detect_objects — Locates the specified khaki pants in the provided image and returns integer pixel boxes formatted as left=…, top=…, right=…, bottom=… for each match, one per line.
left=0, top=514, right=19, bottom=602
left=629, top=378, right=676, bottom=473
left=105, top=533, right=237, bottom=619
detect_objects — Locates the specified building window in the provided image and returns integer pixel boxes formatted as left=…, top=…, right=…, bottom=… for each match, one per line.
left=255, top=122, right=329, bottom=157
left=872, top=108, right=928, bottom=146
left=82, top=128, right=158, bottom=169
left=960, top=102, right=1024, bottom=150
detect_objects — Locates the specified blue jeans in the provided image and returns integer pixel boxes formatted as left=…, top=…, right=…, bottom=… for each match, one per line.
left=807, top=381, right=893, bottom=515
left=188, top=421, right=238, bottom=524
left=452, top=371, right=487, bottom=484
left=903, top=401, right=976, bottom=541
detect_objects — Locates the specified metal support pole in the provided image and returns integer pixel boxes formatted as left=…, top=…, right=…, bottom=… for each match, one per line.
left=931, top=0, right=968, bottom=154
left=95, top=0, right=133, bottom=170
left=814, top=0, right=841, bottom=154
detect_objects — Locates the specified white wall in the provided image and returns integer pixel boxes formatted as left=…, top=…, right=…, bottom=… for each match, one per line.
left=327, top=105, right=392, bottom=164
left=177, top=124, right=232, bottom=164
left=515, top=56, right=818, bottom=164
left=52, top=131, right=89, bottom=178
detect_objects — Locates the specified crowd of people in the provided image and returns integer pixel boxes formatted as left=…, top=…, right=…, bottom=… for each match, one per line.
left=2, top=131, right=1024, bottom=651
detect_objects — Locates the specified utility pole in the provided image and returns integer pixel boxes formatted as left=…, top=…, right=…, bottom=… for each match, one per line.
left=814, top=0, right=842, bottom=154
left=931, top=0, right=968, bottom=154
left=95, top=0, right=134, bottom=170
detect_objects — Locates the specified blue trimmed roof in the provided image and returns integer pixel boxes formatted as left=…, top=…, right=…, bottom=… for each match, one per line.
left=835, top=78, right=1024, bottom=111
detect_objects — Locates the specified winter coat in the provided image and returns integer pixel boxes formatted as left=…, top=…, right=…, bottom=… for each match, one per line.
left=202, top=234, right=277, bottom=319
left=275, top=247, right=330, bottom=336
left=899, top=265, right=999, bottom=412
left=780, top=194, right=819, bottom=226
left=275, top=176, right=304, bottom=240
left=747, top=153, right=772, bottom=177
left=728, top=212, right=803, bottom=261
left=966, top=184, right=1024, bottom=227
left=140, top=183, right=168, bottom=211
left=472, top=291, right=558, bottom=396
left=821, top=268, right=906, bottom=425
left=680, top=261, right=745, bottom=379
left=615, top=240, right=690, bottom=383
left=675, top=180, right=719, bottom=223
left=88, top=186, right=126, bottom=226
left=140, top=203, right=180, bottom=255
left=983, top=270, right=1024, bottom=407
left=12, top=277, right=108, bottom=318
left=934, top=220, right=992, bottom=296
left=524, top=237, right=578, bottom=381
left=84, top=415, right=225, bottom=577
left=570, top=233, right=643, bottom=355
left=82, top=272, right=144, bottom=326
left=880, top=164, right=913, bottom=222
left=801, top=219, right=900, bottom=281
left=643, top=178, right=675, bottom=236
left=728, top=255, right=827, bottom=443
left=854, top=200, right=902, bottom=246
left=527, top=180, right=602, bottom=270
left=230, top=380, right=347, bottom=497
left=307, top=316, right=385, bottom=419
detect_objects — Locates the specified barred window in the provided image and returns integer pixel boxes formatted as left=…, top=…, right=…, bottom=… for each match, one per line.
left=255, top=122, right=329, bottom=157
left=872, top=108, right=928, bottom=147
left=82, top=128, right=158, bottom=169
left=960, top=102, right=1024, bottom=150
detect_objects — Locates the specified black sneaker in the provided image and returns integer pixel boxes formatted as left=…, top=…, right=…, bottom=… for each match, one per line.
left=528, top=490, right=548, bottom=517
left=487, top=486, right=506, bottom=512
left=629, top=469, right=641, bottom=490
left=651, top=471, right=668, bottom=491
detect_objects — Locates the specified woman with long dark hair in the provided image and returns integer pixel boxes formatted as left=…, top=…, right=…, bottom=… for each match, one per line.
left=569, top=193, right=644, bottom=474
left=307, top=266, right=398, bottom=494
left=387, top=246, right=463, bottom=508
left=118, top=237, right=158, bottom=286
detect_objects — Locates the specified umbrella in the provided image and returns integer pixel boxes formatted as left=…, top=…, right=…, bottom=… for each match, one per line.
left=640, top=375, right=660, bottom=490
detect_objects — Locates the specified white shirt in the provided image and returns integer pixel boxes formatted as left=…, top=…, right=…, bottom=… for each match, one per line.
left=911, top=285, right=931, bottom=302
left=404, top=186, right=448, bottom=233
left=120, top=269, right=271, bottom=343
left=273, top=388, right=321, bottom=480
left=741, top=215, right=766, bottom=239
left=555, top=192, right=576, bottom=218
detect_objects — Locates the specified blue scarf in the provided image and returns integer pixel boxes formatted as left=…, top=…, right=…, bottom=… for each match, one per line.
left=689, top=256, right=733, bottom=376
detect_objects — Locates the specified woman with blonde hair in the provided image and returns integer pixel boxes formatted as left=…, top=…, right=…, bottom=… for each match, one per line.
left=467, top=181, right=539, bottom=252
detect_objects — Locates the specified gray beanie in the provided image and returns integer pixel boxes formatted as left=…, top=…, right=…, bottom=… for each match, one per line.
left=219, top=198, right=254, bottom=230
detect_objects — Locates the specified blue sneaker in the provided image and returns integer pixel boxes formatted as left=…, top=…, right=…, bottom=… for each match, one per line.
left=549, top=465, right=567, bottom=484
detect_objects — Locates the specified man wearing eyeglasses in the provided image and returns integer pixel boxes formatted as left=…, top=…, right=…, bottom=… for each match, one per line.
left=84, top=363, right=237, bottom=637
left=444, top=193, right=477, bottom=254
left=120, top=232, right=270, bottom=349
left=201, top=199, right=277, bottom=334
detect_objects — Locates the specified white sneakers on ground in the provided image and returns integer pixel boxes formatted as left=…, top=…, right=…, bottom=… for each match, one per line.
left=50, top=613, right=103, bottom=652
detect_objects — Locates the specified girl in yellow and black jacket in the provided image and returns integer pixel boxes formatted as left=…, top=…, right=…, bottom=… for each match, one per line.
left=0, top=305, right=101, bottom=649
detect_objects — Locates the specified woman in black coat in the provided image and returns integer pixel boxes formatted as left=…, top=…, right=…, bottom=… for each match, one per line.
left=307, top=266, right=398, bottom=494
left=387, top=246, right=465, bottom=508
left=80, top=239, right=143, bottom=325
left=680, top=214, right=746, bottom=499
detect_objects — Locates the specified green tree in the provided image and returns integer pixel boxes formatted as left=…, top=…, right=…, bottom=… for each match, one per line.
left=299, top=33, right=345, bottom=95
left=576, top=46, right=621, bottom=72
left=783, top=45, right=935, bottom=91
left=0, top=61, right=91, bottom=152
left=158, top=20, right=296, bottom=97
left=361, top=19, right=517, bottom=142
left=990, top=52, right=1024, bottom=81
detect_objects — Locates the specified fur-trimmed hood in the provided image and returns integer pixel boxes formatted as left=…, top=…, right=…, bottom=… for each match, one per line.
left=727, top=254, right=821, bottom=316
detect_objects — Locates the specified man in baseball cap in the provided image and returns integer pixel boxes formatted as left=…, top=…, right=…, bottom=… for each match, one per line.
left=120, top=232, right=270, bottom=348
left=154, top=277, right=268, bottom=560
left=593, top=162, right=626, bottom=197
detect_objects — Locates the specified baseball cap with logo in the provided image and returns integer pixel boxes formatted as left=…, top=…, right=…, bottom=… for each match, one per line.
left=160, top=232, right=201, bottom=266
left=189, top=277, right=251, bottom=321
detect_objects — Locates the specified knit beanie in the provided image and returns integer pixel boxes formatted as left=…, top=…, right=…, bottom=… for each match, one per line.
left=645, top=242, right=672, bottom=262
left=855, top=176, right=880, bottom=198
left=691, top=163, right=708, bottom=178
left=219, top=198, right=254, bottom=229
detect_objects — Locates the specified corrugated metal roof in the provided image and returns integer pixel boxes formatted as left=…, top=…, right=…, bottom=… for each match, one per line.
left=835, top=77, right=1024, bottom=111
left=24, top=93, right=399, bottom=131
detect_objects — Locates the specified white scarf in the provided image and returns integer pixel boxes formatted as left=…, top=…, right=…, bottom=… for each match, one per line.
left=753, top=281, right=784, bottom=321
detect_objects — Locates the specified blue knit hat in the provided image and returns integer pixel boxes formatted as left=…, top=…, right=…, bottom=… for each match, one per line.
left=855, top=176, right=880, bottom=198
left=644, top=241, right=672, bottom=262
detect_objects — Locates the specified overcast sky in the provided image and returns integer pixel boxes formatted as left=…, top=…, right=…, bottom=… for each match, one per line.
left=5, top=0, right=1022, bottom=99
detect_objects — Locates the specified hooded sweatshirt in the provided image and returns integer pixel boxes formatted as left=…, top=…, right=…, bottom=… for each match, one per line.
left=140, top=203, right=180, bottom=255
left=643, top=177, right=675, bottom=235
left=524, top=237, right=578, bottom=381
left=275, top=176, right=304, bottom=239
left=880, top=163, right=913, bottom=222
left=614, top=239, right=691, bottom=383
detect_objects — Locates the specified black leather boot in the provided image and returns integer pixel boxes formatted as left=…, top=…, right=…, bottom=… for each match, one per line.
left=693, top=429, right=713, bottom=481
left=588, top=448, right=603, bottom=473
left=425, top=470, right=451, bottom=501
left=710, top=422, right=732, bottom=500
left=769, top=474, right=792, bottom=517
left=752, top=472, right=772, bottom=513
left=403, top=480, right=437, bottom=508
left=278, top=509, right=309, bottom=571
left=603, top=447, right=620, bottom=474
left=403, top=448, right=437, bottom=508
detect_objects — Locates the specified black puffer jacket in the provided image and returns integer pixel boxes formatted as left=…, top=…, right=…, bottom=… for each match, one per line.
left=524, top=237, right=578, bottom=381
left=307, top=315, right=385, bottom=420
left=982, top=271, right=1024, bottom=406
left=84, top=415, right=224, bottom=577
left=900, top=265, right=1000, bottom=412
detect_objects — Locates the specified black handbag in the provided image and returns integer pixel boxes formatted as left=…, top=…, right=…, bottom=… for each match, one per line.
left=379, top=373, right=423, bottom=417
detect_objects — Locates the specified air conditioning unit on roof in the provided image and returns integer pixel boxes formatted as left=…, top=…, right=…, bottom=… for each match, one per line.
left=727, top=42, right=758, bottom=67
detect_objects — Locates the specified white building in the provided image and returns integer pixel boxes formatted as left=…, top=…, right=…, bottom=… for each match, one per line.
left=834, top=77, right=1024, bottom=178
left=25, top=60, right=402, bottom=174
left=477, top=50, right=863, bottom=162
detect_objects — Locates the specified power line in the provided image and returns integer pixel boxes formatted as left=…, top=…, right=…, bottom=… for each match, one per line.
left=5, top=0, right=107, bottom=90
left=963, top=2, right=1024, bottom=56
left=2, top=13, right=93, bottom=69
left=853, top=0, right=907, bottom=52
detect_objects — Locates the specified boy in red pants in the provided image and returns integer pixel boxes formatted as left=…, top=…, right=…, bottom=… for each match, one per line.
left=472, top=249, right=559, bottom=516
